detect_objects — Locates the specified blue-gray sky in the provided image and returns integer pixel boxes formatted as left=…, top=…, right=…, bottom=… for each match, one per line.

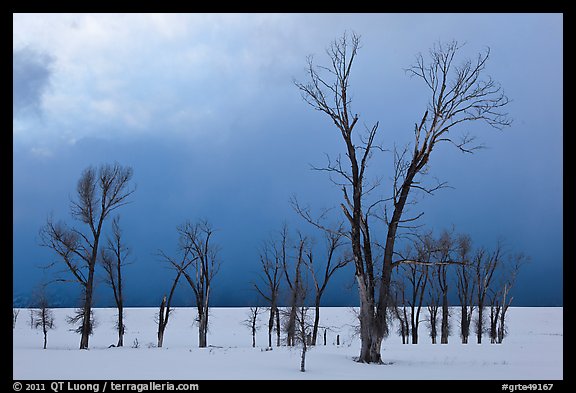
left=13, top=13, right=563, bottom=307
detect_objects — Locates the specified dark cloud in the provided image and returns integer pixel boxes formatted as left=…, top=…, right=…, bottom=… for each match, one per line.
left=13, top=47, right=54, bottom=117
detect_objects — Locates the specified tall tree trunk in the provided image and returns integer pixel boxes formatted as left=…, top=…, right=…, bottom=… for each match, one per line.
left=199, top=314, right=207, bottom=348
left=300, top=341, right=307, bottom=372
left=287, top=304, right=297, bottom=347
left=461, top=306, right=468, bottom=344
left=440, top=289, right=449, bottom=344
left=489, top=305, right=499, bottom=344
left=275, top=307, right=281, bottom=347
left=80, top=267, right=95, bottom=350
left=43, top=326, right=48, bottom=349
left=198, top=304, right=208, bottom=348
left=157, top=328, right=165, bottom=348
left=117, top=304, right=124, bottom=347
left=312, top=295, right=321, bottom=346
left=267, top=307, right=274, bottom=348
left=157, top=295, right=167, bottom=348
left=117, top=252, right=124, bottom=347
left=477, top=304, right=484, bottom=344
left=357, top=279, right=383, bottom=363
left=428, top=304, right=438, bottom=344
left=411, top=316, right=418, bottom=344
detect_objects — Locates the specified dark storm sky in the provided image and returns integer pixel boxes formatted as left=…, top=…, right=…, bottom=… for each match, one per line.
left=13, top=13, right=563, bottom=307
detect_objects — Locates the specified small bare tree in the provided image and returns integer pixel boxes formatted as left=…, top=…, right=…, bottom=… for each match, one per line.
left=156, top=268, right=185, bottom=348
left=161, top=219, right=221, bottom=348
left=243, top=306, right=261, bottom=348
left=100, top=215, right=130, bottom=347
left=296, top=304, right=312, bottom=372
left=40, top=163, right=134, bottom=349
left=31, top=285, right=55, bottom=349
left=494, top=252, right=527, bottom=343
left=473, top=243, right=501, bottom=344
left=253, top=232, right=283, bottom=348
left=13, top=309, right=20, bottom=329
left=303, top=225, right=350, bottom=345
left=401, top=237, right=432, bottom=345
left=455, top=234, right=475, bottom=344
left=426, top=271, right=441, bottom=344
left=488, top=288, right=502, bottom=344
left=282, top=232, right=308, bottom=347
left=435, top=230, right=453, bottom=344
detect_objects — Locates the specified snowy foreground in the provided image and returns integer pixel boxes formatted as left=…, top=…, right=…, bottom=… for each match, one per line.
left=13, top=307, right=562, bottom=380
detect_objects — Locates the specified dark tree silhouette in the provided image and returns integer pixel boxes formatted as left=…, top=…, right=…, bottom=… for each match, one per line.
left=100, top=216, right=130, bottom=347
left=31, top=285, right=55, bottom=349
left=282, top=232, right=308, bottom=347
left=253, top=229, right=284, bottom=348
left=40, top=163, right=134, bottom=349
left=243, top=306, right=261, bottom=348
left=473, top=244, right=501, bottom=344
left=160, top=219, right=221, bottom=348
left=303, top=225, right=350, bottom=345
left=295, top=32, right=510, bottom=363
left=455, top=234, right=475, bottom=344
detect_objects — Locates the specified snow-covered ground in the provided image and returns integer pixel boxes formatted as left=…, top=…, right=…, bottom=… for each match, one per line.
left=13, top=307, right=562, bottom=380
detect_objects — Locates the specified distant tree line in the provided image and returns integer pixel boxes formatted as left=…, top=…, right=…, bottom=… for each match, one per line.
left=391, top=229, right=527, bottom=346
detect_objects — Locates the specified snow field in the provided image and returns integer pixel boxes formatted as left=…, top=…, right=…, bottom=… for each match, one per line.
left=13, top=306, right=562, bottom=380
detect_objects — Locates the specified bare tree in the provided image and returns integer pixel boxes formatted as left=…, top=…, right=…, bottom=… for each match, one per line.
left=291, top=254, right=312, bottom=372
left=243, top=306, right=261, bottom=348
left=253, top=233, right=283, bottom=348
left=40, top=163, right=134, bottom=349
left=426, top=270, right=441, bottom=344
left=31, top=285, right=55, bottom=349
left=296, top=304, right=312, bottom=372
left=156, top=280, right=179, bottom=348
left=473, top=244, right=501, bottom=344
left=13, top=309, right=20, bottom=329
left=157, top=295, right=169, bottom=348
left=156, top=229, right=199, bottom=348
left=282, top=232, right=308, bottom=347
left=295, top=33, right=510, bottom=363
left=100, top=215, right=130, bottom=347
left=303, top=226, right=350, bottom=345
left=161, top=219, right=221, bottom=348
left=496, top=252, right=527, bottom=343
left=455, top=234, right=475, bottom=344
left=435, top=230, right=452, bottom=344
left=488, top=288, right=502, bottom=344
left=402, top=238, right=432, bottom=345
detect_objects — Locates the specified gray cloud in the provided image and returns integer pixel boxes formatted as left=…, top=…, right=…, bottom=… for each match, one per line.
left=13, top=47, right=54, bottom=117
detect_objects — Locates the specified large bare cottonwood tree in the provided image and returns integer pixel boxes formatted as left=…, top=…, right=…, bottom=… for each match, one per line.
left=40, top=163, right=134, bottom=349
left=295, top=33, right=510, bottom=363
